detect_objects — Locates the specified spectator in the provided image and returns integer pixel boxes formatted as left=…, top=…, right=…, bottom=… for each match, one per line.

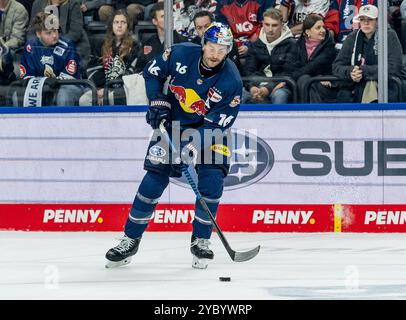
left=332, top=4, right=403, bottom=103
left=79, top=0, right=107, bottom=24
left=324, top=0, right=378, bottom=47
left=186, top=0, right=217, bottom=16
left=183, top=1, right=218, bottom=36
left=30, top=0, right=91, bottom=69
left=0, top=0, right=29, bottom=50
left=135, top=1, right=189, bottom=72
left=143, top=0, right=162, bottom=22
left=244, top=7, right=299, bottom=104
left=280, top=0, right=330, bottom=36
left=20, top=11, right=83, bottom=106
left=0, top=38, right=16, bottom=105
left=191, top=10, right=243, bottom=74
left=293, top=14, right=338, bottom=102
left=80, top=9, right=139, bottom=105
left=215, top=0, right=276, bottom=57
left=98, top=0, right=151, bottom=25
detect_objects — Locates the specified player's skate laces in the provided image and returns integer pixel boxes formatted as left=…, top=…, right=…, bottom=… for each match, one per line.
left=191, top=237, right=214, bottom=269
left=105, top=235, right=141, bottom=268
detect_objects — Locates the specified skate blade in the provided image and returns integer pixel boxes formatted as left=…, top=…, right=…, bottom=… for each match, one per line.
left=192, top=255, right=209, bottom=269
left=105, top=257, right=132, bottom=269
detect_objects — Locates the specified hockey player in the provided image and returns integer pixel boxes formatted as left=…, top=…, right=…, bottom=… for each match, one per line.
left=105, top=22, right=243, bottom=269
left=19, top=11, right=83, bottom=106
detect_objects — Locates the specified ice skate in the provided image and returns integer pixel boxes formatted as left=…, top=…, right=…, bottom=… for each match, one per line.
left=105, top=235, right=141, bottom=268
left=190, top=236, right=214, bottom=269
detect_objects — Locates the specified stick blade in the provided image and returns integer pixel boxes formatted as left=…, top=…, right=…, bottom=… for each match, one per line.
left=232, top=245, right=260, bottom=262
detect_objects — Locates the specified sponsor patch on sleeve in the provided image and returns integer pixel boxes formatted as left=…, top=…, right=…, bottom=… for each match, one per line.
left=143, top=45, right=152, bottom=55
left=211, top=144, right=231, bottom=157
left=53, top=46, right=66, bottom=56
left=19, top=64, right=26, bottom=78
left=66, top=60, right=77, bottom=75
left=229, top=95, right=241, bottom=107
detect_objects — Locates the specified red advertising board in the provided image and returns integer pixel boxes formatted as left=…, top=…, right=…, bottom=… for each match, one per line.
left=0, top=204, right=334, bottom=232
left=1, top=204, right=405, bottom=232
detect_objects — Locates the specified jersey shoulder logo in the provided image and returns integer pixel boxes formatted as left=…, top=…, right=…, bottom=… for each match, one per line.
left=230, top=95, right=240, bottom=108
left=162, top=48, right=171, bottom=61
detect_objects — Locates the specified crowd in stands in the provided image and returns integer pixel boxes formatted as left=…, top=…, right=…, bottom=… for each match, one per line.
left=0, top=0, right=406, bottom=106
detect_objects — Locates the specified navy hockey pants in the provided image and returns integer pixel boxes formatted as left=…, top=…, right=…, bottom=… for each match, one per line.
left=124, top=165, right=225, bottom=240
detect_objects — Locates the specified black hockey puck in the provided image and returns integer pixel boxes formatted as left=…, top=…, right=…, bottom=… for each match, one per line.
left=219, top=277, right=231, bottom=282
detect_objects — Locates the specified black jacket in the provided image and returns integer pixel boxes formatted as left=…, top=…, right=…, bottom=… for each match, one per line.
left=86, top=40, right=139, bottom=88
left=333, top=28, right=403, bottom=82
left=0, top=58, right=16, bottom=86
left=292, top=32, right=337, bottom=80
left=135, top=31, right=189, bottom=73
left=245, top=34, right=300, bottom=90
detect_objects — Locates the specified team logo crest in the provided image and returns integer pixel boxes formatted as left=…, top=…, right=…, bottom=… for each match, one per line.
left=169, top=82, right=207, bottom=115
left=26, top=44, right=32, bottom=53
left=40, top=55, right=54, bottom=65
left=143, top=45, right=152, bottom=55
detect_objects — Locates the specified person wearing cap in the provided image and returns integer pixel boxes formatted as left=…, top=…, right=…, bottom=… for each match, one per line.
left=324, top=0, right=378, bottom=47
left=332, top=4, right=404, bottom=103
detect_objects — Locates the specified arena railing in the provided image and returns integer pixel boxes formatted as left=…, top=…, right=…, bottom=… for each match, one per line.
left=5, top=79, right=97, bottom=106
left=300, top=75, right=404, bottom=103
left=241, top=76, right=298, bottom=104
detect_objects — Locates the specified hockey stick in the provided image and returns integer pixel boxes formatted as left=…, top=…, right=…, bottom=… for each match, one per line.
left=159, top=120, right=260, bottom=262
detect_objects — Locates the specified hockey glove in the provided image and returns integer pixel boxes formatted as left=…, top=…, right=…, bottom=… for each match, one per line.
left=146, top=99, right=171, bottom=129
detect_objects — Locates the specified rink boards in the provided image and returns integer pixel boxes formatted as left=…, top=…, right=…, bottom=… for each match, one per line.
left=0, top=106, right=405, bottom=232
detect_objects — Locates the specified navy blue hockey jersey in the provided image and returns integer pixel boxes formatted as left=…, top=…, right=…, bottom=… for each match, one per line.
left=20, top=37, right=81, bottom=80
left=143, top=43, right=242, bottom=132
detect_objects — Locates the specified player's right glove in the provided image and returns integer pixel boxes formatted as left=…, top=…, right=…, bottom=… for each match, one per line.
left=146, top=99, right=171, bottom=129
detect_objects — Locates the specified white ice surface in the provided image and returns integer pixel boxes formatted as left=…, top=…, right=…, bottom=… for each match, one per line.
left=1, top=231, right=406, bottom=300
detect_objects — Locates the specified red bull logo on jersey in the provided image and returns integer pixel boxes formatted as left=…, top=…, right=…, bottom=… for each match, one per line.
left=169, top=83, right=208, bottom=116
